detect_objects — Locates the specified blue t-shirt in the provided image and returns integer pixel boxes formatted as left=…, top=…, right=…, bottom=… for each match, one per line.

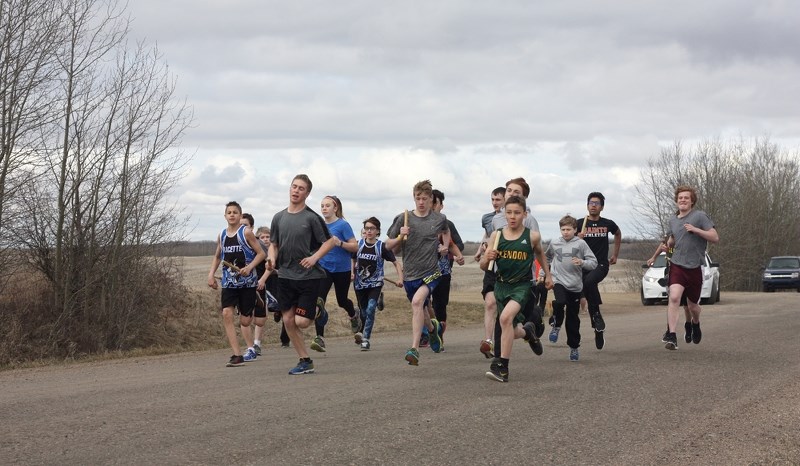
left=319, top=217, right=356, bottom=273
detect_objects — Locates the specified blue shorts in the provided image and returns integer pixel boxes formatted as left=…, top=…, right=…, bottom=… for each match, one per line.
left=403, top=270, right=441, bottom=302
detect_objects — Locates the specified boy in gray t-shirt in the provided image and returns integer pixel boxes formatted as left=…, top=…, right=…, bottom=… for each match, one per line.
left=267, top=174, right=336, bottom=375
left=648, top=185, right=719, bottom=350
left=386, top=180, right=450, bottom=366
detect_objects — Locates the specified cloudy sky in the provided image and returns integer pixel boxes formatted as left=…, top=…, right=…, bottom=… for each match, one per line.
left=127, top=1, right=800, bottom=244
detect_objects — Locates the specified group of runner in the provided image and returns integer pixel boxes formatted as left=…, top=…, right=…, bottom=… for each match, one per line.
left=207, top=174, right=718, bottom=381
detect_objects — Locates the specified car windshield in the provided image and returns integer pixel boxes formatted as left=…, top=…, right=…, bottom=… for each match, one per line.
left=653, top=254, right=667, bottom=268
left=768, top=257, right=800, bottom=269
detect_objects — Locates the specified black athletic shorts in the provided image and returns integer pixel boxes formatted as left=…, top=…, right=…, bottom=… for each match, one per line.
left=221, top=287, right=257, bottom=317
left=254, top=288, right=267, bottom=318
left=481, top=270, right=497, bottom=298
left=277, top=278, right=321, bottom=320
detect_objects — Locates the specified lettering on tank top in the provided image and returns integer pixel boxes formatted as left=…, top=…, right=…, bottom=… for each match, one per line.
left=498, top=250, right=529, bottom=261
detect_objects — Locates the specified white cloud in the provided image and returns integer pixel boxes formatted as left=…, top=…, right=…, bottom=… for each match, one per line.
left=129, top=1, right=800, bottom=246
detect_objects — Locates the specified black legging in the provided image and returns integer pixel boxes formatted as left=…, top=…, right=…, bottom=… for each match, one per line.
left=582, top=264, right=609, bottom=322
left=552, top=284, right=582, bottom=348
left=431, top=273, right=451, bottom=323
left=315, top=270, right=357, bottom=337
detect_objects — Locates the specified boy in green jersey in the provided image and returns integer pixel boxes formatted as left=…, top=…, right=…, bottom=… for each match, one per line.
left=480, top=196, right=551, bottom=382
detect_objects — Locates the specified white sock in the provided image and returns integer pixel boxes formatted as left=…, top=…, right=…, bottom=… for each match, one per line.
left=254, top=340, right=261, bottom=346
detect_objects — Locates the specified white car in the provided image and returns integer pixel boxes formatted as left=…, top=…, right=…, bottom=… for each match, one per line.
left=641, top=252, right=720, bottom=305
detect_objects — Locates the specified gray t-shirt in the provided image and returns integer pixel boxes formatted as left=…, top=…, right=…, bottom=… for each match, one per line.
left=270, top=206, right=331, bottom=280
left=481, top=211, right=496, bottom=236
left=491, top=208, right=540, bottom=233
left=667, top=209, right=714, bottom=269
left=387, top=210, right=448, bottom=281
left=545, top=236, right=597, bottom=292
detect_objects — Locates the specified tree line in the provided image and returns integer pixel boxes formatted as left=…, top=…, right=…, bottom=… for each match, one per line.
left=632, top=137, right=800, bottom=291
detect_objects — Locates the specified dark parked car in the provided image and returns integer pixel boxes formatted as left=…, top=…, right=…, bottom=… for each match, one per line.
left=762, top=256, right=800, bottom=292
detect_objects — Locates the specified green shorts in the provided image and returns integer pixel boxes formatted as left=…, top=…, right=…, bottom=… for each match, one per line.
left=494, top=281, right=531, bottom=326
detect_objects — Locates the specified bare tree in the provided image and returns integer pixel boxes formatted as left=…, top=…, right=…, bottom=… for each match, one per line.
left=632, top=137, right=800, bottom=291
left=3, top=0, right=193, bottom=359
left=0, top=0, right=62, bottom=284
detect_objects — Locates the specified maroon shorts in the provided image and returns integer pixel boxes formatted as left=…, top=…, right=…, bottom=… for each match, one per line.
left=668, top=264, right=702, bottom=304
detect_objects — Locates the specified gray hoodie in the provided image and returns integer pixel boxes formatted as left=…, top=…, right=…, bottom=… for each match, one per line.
left=546, top=235, right=598, bottom=292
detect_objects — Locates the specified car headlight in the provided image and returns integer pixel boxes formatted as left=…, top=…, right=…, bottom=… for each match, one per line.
left=643, top=276, right=660, bottom=283
left=792, top=272, right=799, bottom=279
left=763, top=273, right=772, bottom=279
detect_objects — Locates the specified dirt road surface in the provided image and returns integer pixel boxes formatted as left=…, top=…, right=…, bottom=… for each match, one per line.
left=2, top=292, right=799, bottom=465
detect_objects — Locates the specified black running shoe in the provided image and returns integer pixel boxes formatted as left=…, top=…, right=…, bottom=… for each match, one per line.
left=592, top=313, right=606, bottom=332
left=691, top=321, right=702, bottom=344
left=485, top=361, right=508, bottom=382
left=684, top=321, right=693, bottom=344
left=523, top=322, right=543, bottom=356
left=534, top=318, right=545, bottom=339
left=226, top=355, right=245, bottom=367
left=594, top=329, right=605, bottom=350
left=664, top=332, right=678, bottom=350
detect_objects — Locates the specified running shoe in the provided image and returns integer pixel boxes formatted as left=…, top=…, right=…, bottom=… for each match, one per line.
left=592, top=313, right=606, bottom=332
left=664, top=332, right=678, bottom=350
left=569, top=348, right=579, bottom=361
left=360, top=339, right=370, bottom=351
left=288, top=359, right=314, bottom=375
left=479, top=339, right=494, bottom=358
left=243, top=347, right=258, bottom=362
left=684, top=321, right=693, bottom=344
left=661, top=329, right=670, bottom=343
left=485, top=361, right=508, bottom=382
left=226, top=355, right=245, bottom=367
left=253, top=344, right=262, bottom=356
left=405, top=348, right=420, bottom=366
left=419, top=333, right=429, bottom=348
left=428, top=319, right=442, bottom=353
left=523, top=322, right=543, bottom=356
left=310, top=335, right=326, bottom=353
left=354, top=332, right=363, bottom=345
left=377, top=292, right=385, bottom=311
left=534, top=318, right=545, bottom=339
left=691, top=321, right=702, bottom=344
left=594, top=330, right=605, bottom=350
left=350, top=314, right=361, bottom=333
left=549, top=326, right=560, bottom=343
left=265, top=290, right=279, bottom=312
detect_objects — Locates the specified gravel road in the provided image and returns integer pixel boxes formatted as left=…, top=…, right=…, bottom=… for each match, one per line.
left=2, top=292, right=799, bottom=465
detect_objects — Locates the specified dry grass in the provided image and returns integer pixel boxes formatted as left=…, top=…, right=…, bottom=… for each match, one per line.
left=2, top=256, right=648, bottom=369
